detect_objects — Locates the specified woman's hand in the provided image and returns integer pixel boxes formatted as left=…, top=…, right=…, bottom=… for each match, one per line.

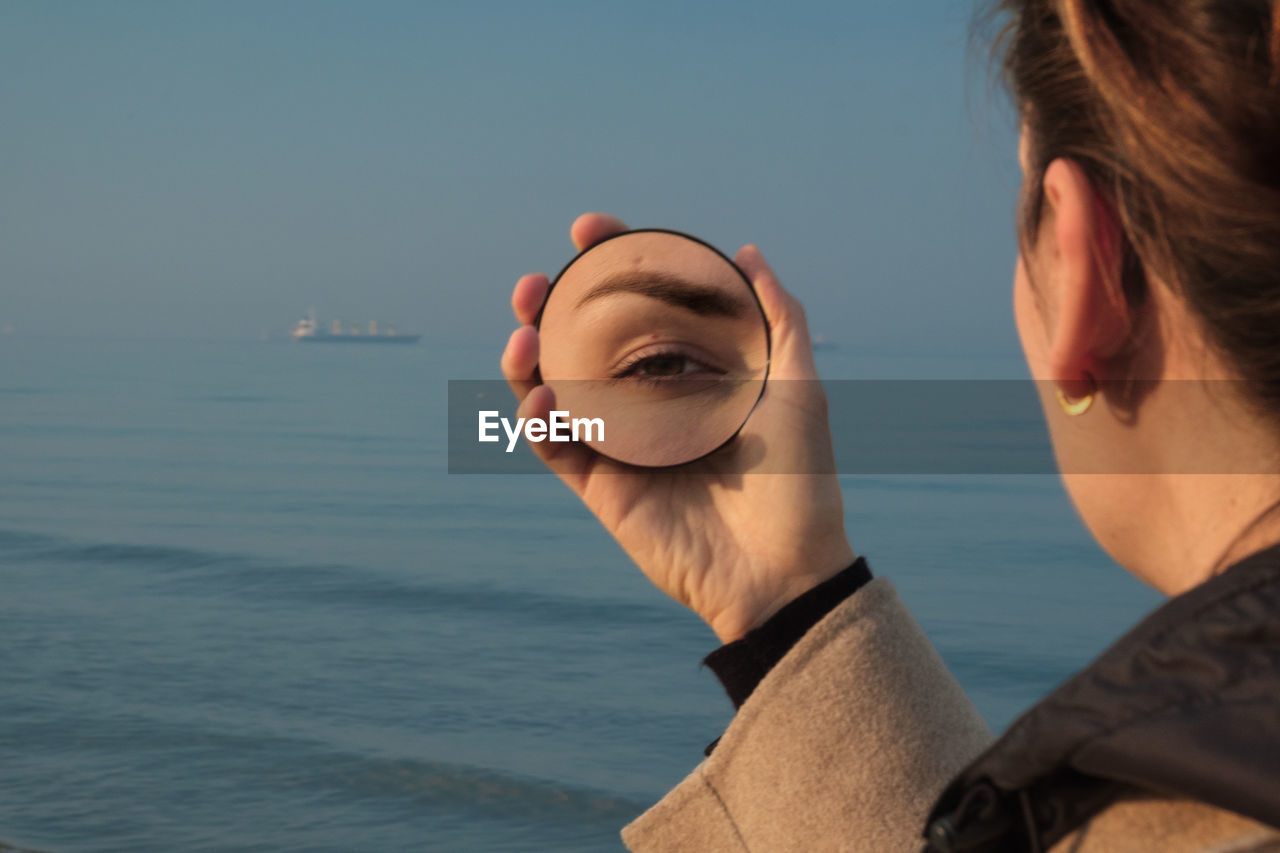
left=502, top=213, right=856, bottom=643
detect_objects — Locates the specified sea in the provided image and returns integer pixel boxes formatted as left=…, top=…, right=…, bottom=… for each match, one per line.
left=0, top=335, right=1162, bottom=853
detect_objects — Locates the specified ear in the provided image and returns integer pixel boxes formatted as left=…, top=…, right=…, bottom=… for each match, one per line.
left=1040, top=158, right=1130, bottom=395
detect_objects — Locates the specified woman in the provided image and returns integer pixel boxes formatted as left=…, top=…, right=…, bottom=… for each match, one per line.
left=501, top=0, right=1280, bottom=850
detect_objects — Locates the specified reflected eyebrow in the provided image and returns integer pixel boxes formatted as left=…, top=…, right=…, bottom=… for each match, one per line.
left=575, top=271, right=749, bottom=317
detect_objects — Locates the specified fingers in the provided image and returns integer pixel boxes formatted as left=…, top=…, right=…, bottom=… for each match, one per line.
left=505, top=273, right=548, bottom=399
left=515, top=383, right=595, bottom=491
left=510, top=214, right=627, bottom=331
left=512, top=273, right=549, bottom=327
left=500, top=213, right=629, bottom=492
left=734, top=244, right=819, bottom=381
left=503, top=333, right=597, bottom=490
left=506, top=213, right=628, bottom=408
left=571, top=212, right=629, bottom=251
left=501, top=325, right=539, bottom=399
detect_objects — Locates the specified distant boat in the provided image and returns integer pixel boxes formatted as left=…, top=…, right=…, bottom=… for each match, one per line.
left=812, top=333, right=836, bottom=351
left=292, top=309, right=420, bottom=344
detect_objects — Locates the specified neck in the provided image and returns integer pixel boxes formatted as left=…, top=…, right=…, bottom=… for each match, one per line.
left=1156, top=476, right=1280, bottom=595
left=1120, top=377, right=1280, bottom=595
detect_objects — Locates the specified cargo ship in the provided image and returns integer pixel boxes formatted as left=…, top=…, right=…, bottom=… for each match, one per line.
left=291, top=309, right=420, bottom=344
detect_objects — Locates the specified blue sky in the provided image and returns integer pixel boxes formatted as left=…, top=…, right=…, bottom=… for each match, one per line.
left=2, top=0, right=1020, bottom=355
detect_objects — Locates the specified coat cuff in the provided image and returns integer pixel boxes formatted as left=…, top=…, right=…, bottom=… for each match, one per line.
left=703, top=558, right=874, bottom=709
left=622, top=577, right=992, bottom=853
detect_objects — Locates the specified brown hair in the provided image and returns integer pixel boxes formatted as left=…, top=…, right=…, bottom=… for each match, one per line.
left=995, top=0, right=1280, bottom=408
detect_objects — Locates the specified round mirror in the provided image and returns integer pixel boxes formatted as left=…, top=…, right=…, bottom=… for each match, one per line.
left=536, top=229, right=770, bottom=467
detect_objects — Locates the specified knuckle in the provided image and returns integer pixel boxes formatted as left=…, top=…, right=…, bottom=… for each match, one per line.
left=790, top=298, right=809, bottom=326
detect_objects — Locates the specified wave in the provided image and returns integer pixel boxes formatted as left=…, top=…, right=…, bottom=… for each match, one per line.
left=0, top=529, right=668, bottom=627
left=308, top=755, right=648, bottom=823
left=8, top=696, right=648, bottom=828
left=0, top=530, right=233, bottom=571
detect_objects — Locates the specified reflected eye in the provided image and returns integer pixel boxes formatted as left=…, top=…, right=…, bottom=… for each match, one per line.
left=610, top=346, right=726, bottom=382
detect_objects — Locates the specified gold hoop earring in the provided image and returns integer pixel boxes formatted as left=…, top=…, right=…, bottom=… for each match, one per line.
left=1056, top=376, right=1096, bottom=417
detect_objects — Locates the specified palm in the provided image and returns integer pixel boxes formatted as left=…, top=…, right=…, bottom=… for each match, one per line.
left=562, top=377, right=850, bottom=639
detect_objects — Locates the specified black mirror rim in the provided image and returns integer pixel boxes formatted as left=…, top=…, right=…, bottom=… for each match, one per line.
left=534, top=227, right=772, bottom=470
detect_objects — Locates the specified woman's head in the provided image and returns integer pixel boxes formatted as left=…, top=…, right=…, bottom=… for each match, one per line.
left=1004, top=0, right=1280, bottom=400
left=996, top=0, right=1280, bottom=588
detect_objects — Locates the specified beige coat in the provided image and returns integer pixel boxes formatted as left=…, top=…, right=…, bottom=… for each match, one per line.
left=620, top=578, right=1280, bottom=852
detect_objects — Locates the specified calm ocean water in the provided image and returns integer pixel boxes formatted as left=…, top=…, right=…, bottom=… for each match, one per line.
left=0, top=336, right=1161, bottom=853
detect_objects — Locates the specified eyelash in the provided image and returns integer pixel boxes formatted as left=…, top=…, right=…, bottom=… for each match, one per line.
left=608, top=345, right=725, bottom=383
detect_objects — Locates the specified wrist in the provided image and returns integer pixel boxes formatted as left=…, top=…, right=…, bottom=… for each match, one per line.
left=706, top=543, right=857, bottom=643
left=704, top=556, right=874, bottom=712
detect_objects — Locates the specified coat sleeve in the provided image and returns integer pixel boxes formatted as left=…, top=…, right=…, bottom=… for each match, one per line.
left=621, top=577, right=994, bottom=853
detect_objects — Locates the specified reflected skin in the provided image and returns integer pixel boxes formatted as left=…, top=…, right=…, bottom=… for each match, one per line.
left=537, top=231, right=768, bottom=467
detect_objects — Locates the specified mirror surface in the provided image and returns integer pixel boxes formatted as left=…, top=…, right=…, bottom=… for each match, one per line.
left=537, top=229, right=769, bottom=467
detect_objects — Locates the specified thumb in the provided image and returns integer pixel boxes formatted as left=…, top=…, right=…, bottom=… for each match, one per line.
left=734, top=245, right=819, bottom=382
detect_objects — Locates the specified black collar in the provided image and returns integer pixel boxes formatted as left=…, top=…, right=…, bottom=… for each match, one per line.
left=922, top=544, right=1280, bottom=852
